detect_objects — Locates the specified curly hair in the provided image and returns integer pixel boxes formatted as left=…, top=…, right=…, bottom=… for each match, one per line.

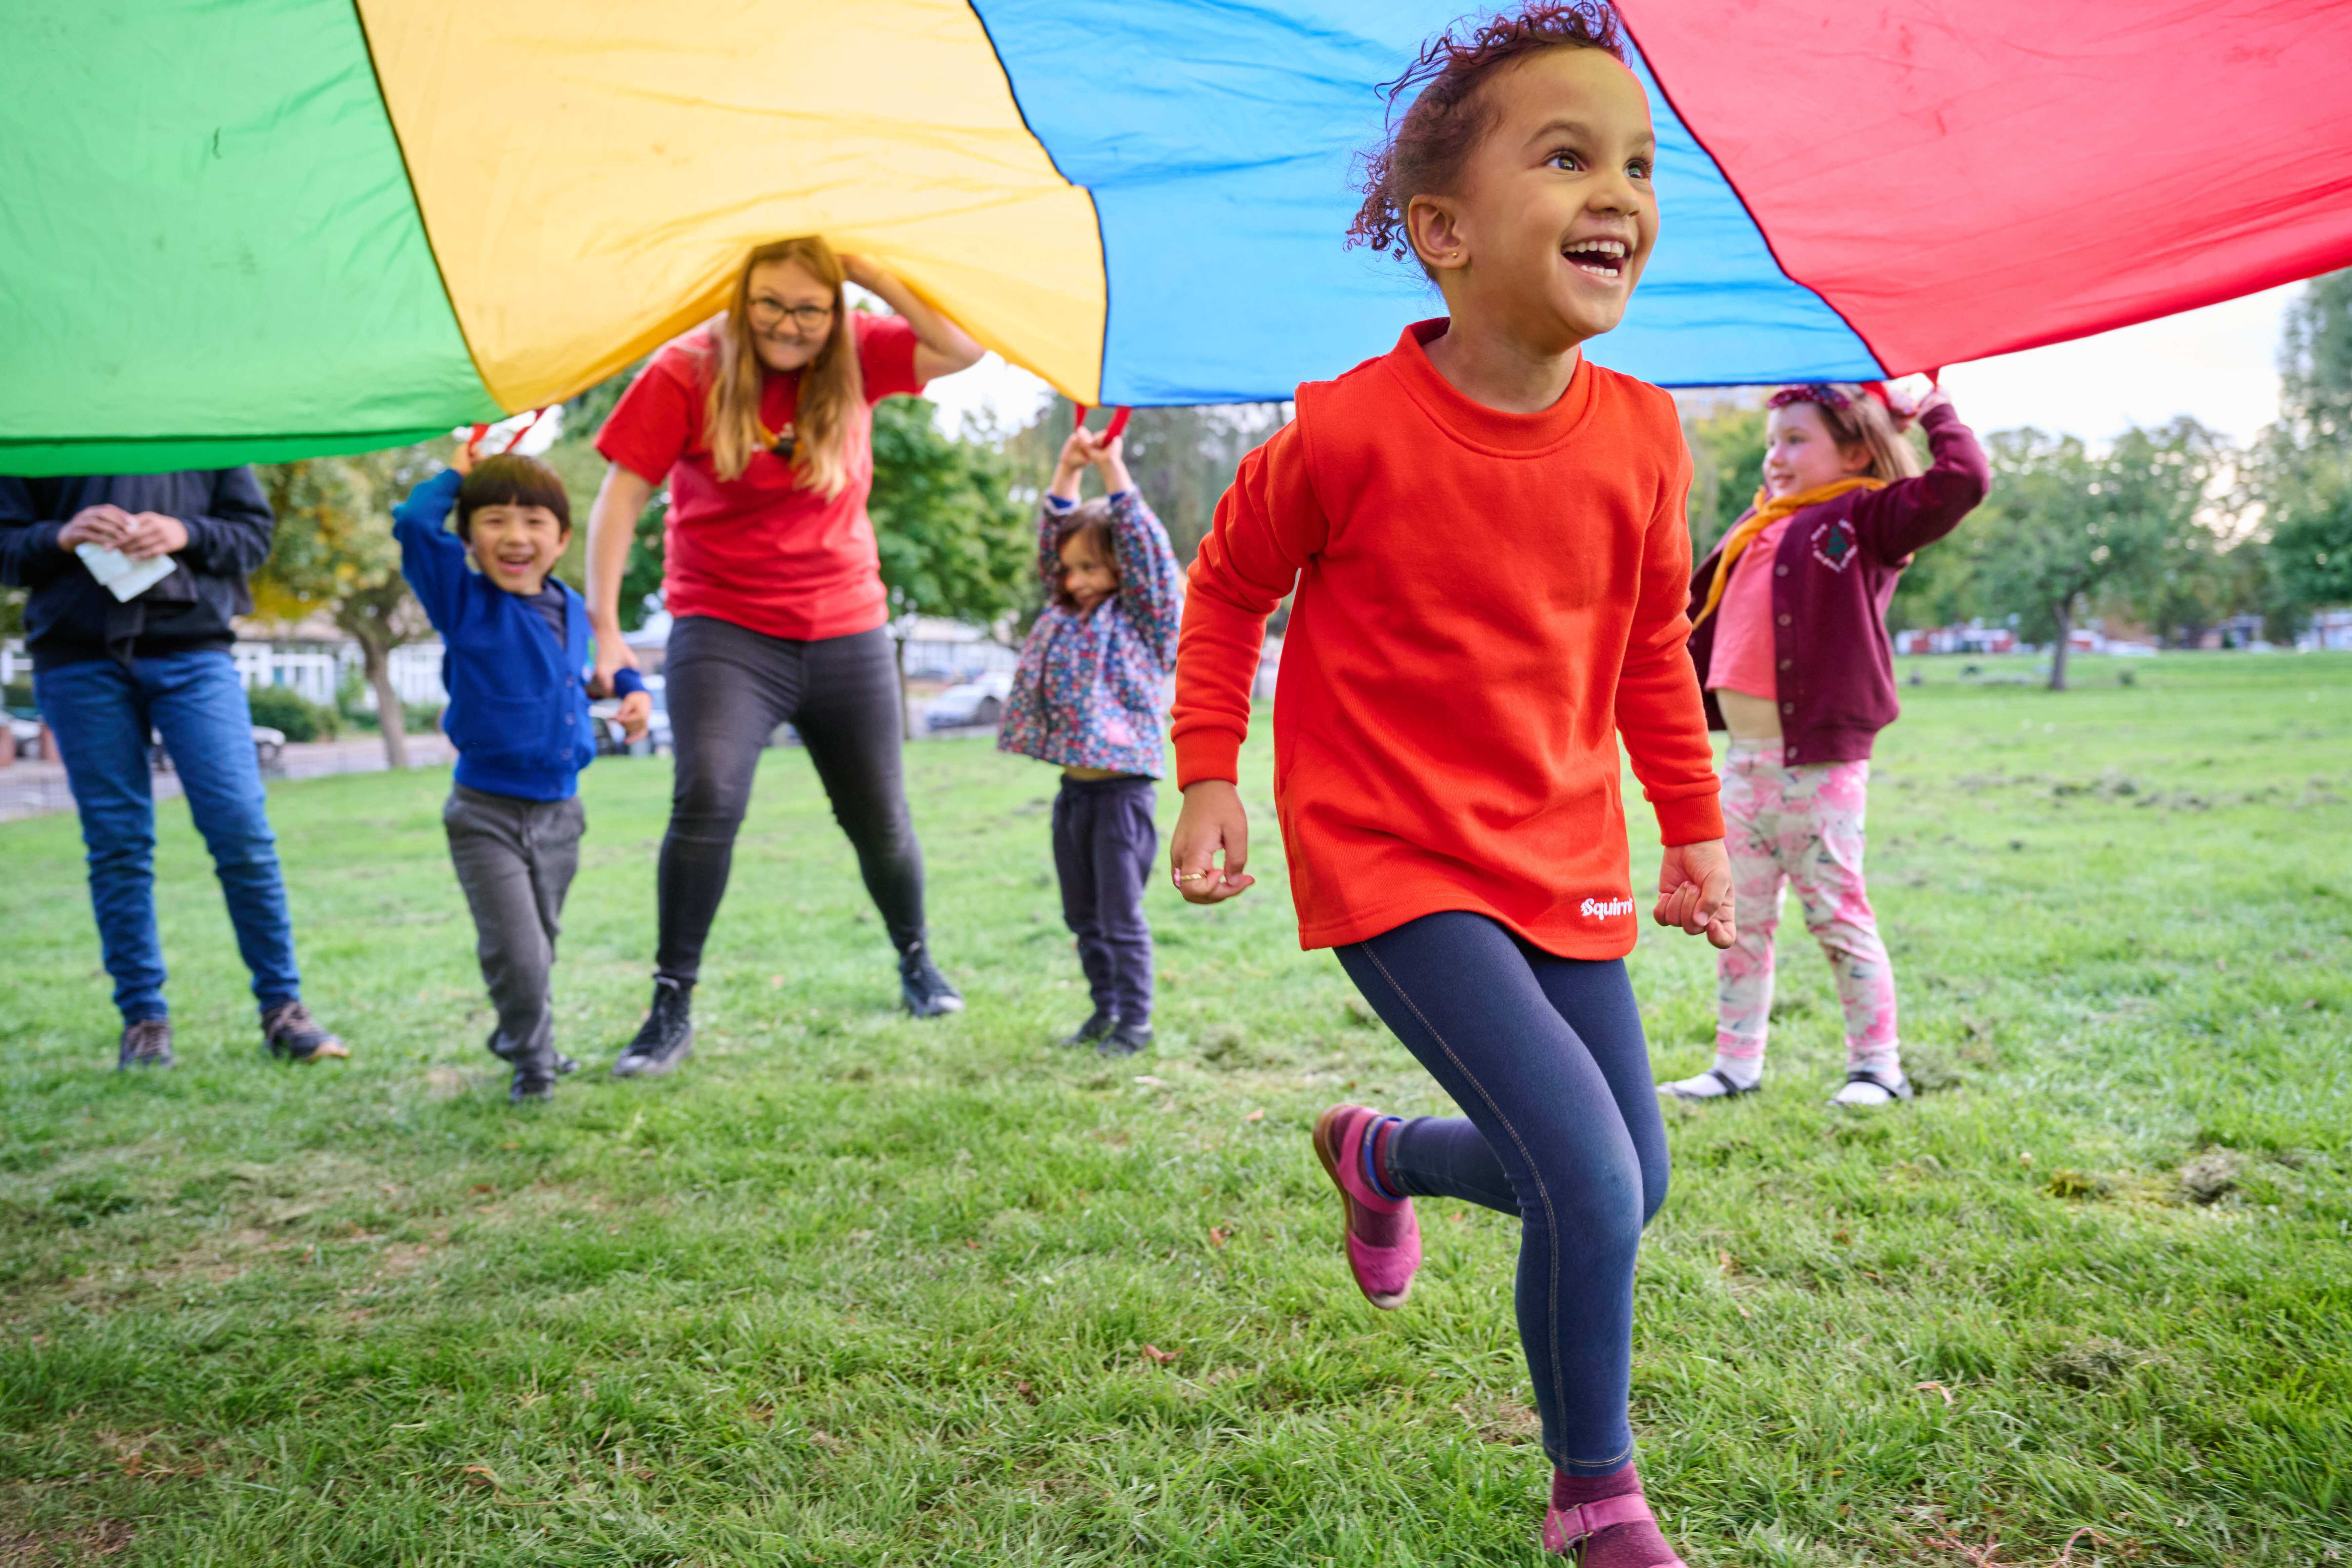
left=1347, top=2, right=1626, bottom=275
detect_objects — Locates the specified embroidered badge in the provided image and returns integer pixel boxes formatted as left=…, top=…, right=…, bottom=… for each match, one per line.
left=1811, top=518, right=1858, bottom=573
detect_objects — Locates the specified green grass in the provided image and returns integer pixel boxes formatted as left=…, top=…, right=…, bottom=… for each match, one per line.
left=2, top=652, right=2347, bottom=1566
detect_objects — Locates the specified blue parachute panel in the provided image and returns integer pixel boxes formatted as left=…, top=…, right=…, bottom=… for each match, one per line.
left=971, top=0, right=1881, bottom=400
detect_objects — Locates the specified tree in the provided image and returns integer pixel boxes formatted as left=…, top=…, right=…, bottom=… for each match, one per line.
left=252, top=447, right=438, bottom=766
left=1965, top=419, right=2220, bottom=689
left=868, top=397, right=1032, bottom=735
left=2278, top=268, right=2352, bottom=446
left=2126, top=496, right=2260, bottom=648
left=2256, top=269, right=2352, bottom=631
left=2264, top=472, right=2352, bottom=622
left=1682, top=400, right=1767, bottom=556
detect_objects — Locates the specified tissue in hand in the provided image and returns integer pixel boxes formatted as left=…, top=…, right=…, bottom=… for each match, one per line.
left=76, top=544, right=178, bottom=603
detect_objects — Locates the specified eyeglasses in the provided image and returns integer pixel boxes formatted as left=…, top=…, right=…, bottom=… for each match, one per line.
left=746, top=297, right=835, bottom=332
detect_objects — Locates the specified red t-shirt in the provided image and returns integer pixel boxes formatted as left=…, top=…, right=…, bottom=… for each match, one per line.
left=595, top=313, right=926, bottom=641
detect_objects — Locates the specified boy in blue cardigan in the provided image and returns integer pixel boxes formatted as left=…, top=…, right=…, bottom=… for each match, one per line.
left=395, top=443, right=648, bottom=1102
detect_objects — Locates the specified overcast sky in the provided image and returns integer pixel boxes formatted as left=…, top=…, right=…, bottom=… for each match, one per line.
left=1937, top=283, right=2300, bottom=447
left=926, top=281, right=2310, bottom=451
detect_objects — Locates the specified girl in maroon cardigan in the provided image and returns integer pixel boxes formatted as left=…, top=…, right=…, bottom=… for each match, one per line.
left=1662, top=384, right=1987, bottom=1107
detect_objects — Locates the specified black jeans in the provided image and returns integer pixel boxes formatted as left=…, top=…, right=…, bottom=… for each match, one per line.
left=656, top=617, right=925, bottom=982
left=1335, top=911, right=1669, bottom=1475
left=443, top=786, right=584, bottom=1074
left=1051, top=774, right=1157, bottom=1026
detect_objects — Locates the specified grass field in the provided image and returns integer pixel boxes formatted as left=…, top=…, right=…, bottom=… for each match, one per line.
left=2, top=651, right=2347, bottom=1567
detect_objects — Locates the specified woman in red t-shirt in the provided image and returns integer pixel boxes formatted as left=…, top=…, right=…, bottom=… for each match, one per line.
left=586, top=236, right=983, bottom=1077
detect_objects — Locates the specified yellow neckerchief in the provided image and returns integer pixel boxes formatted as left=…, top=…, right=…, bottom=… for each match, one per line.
left=1691, top=477, right=1885, bottom=629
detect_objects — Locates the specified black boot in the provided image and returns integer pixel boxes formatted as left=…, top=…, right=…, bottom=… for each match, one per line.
left=613, top=978, right=695, bottom=1078
left=899, top=940, right=964, bottom=1018
left=1096, top=1024, right=1154, bottom=1058
left=487, top=1027, right=578, bottom=1076
left=1059, top=1010, right=1116, bottom=1047
left=509, top=1060, right=558, bottom=1103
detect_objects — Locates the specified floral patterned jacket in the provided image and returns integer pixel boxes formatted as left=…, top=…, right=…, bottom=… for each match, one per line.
left=997, top=490, right=1183, bottom=776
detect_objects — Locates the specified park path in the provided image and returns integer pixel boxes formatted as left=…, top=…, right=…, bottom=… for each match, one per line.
left=0, top=734, right=457, bottom=823
left=0, top=725, right=1011, bottom=823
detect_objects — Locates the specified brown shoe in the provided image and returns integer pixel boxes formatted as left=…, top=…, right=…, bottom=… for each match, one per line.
left=262, top=1001, right=349, bottom=1063
left=117, top=1017, right=174, bottom=1071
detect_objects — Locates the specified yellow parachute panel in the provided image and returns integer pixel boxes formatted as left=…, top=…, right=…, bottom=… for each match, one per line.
left=359, top=0, right=1107, bottom=411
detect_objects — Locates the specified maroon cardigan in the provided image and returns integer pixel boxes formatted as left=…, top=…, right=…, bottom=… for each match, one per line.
left=1684, top=402, right=1989, bottom=765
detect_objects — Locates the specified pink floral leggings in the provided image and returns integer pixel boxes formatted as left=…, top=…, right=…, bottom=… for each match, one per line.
left=1716, top=742, right=1900, bottom=1073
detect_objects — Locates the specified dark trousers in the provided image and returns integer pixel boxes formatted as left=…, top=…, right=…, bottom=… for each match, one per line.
left=444, top=786, right=584, bottom=1074
left=656, top=617, right=925, bottom=983
left=1051, top=774, right=1158, bottom=1027
left=35, top=649, right=300, bottom=1023
left=1335, top=911, right=1669, bottom=1476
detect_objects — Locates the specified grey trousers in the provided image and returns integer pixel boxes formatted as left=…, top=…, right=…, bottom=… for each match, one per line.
left=444, top=785, right=585, bottom=1074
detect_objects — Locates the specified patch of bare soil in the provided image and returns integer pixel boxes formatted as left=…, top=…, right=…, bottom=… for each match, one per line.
left=0, top=1518, right=136, bottom=1563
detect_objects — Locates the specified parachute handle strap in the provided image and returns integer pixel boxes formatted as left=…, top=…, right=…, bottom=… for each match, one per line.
left=1071, top=404, right=1132, bottom=442
left=462, top=407, right=550, bottom=460
left=1858, top=368, right=1943, bottom=424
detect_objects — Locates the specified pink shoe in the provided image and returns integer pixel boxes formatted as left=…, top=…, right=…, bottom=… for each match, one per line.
left=1543, top=1489, right=1688, bottom=1565
left=1312, top=1104, right=1421, bottom=1309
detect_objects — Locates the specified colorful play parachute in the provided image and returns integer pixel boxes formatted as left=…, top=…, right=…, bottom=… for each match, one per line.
left=7, top=1, right=2351, bottom=474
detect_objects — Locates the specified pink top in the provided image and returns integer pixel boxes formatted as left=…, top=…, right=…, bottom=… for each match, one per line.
left=1705, top=513, right=1791, bottom=700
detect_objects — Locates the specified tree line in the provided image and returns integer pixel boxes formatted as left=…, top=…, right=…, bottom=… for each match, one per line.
left=232, top=365, right=1295, bottom=760
left=15, top=277, right=2337, bottom=743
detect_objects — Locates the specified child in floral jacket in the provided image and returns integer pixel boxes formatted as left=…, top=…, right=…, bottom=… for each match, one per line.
left=998, top=426, right=1183, bottom=1055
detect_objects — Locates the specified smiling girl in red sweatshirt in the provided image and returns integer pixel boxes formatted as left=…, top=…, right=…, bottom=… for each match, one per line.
left=1169, top=4, right=1727, bottom=1560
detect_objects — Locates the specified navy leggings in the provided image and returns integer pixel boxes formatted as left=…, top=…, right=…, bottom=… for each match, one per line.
left=1336, top=911, right=1669, bottom=1475
left=1051, top=775, right=1158, bottom=1027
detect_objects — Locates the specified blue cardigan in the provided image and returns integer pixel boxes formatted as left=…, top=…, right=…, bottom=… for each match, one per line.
left=394, top=469, right=598, bottom=801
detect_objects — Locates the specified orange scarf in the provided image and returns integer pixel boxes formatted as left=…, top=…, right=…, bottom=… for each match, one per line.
left=1690, top=477, right=1885, bottom=629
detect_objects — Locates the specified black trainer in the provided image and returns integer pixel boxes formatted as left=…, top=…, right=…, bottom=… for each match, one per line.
left=262, top=1000, right=349, bottom=1063
left=1096, top=1024, right=1154, bottom=1058
left=612, top=978, right=694, bottom=1078
left=1059, top=1010, right=1116, bottom=1047
left=117, top=1017, right=174, bottom=1071
left=509, top=1063, right=557, bottom=1104
left=899, top=941, right=964, bottom=1018
left=487, top=1028, right=579, bottom=1076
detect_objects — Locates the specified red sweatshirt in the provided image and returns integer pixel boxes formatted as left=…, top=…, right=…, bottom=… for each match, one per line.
left=1173, top=320, right=1723, bottom=957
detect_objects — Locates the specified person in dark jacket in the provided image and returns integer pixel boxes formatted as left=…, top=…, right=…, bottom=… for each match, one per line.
left=1661, top=384, right=1987, bottom=1108
left=0, top=469, right=348, bottom=1070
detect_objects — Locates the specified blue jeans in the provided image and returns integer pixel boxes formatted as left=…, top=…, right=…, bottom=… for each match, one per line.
left=34, top=651, right=301, bottom=1024
left=1336, top=912, right=1669, bottom=1475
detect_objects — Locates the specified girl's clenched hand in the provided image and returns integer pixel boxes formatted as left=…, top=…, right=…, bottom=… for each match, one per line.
left=1171, top=780, right=1255, bottom=903
left=1654, top=839, right=1735, bottom=948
